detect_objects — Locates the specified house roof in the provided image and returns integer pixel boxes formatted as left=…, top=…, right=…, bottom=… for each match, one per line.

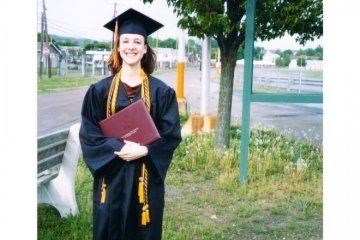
left=37, top=42, right=64, bottom=56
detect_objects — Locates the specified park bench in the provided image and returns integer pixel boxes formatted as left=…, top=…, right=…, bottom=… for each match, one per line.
left=37, top=123, right=81, bottom=217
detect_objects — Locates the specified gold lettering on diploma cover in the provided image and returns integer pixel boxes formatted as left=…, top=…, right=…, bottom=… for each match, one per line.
left=121, top=127, right=139, bottom=139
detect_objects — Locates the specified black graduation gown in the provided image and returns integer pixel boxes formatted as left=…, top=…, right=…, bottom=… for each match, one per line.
left=79, top=75, right=182, bottom=240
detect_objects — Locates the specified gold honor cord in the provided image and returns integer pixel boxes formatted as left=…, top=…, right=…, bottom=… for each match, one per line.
left=106, top=68, right=151, bottom=226
left=100, top=178, right=107, bottom=204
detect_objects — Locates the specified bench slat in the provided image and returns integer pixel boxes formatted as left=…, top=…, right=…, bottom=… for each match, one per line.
left=37, top=129, right=69, bottom=176
left=38, top=139, right=67, bottom=161
left=38, top=129, right=69, bottom=148
left=38, top=151, right=64, bottom=173
left=37, top=171, right=59, bottom=186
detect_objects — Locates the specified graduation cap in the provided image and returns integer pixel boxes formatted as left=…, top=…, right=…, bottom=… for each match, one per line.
left=104, top=8, right=164, bottom=37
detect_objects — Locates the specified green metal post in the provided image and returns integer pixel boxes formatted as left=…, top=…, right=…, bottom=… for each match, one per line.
left=239, top=0, right=322, bottom=184
left=251, top=93, right=323, bottom=103
left=240, top=0, right=256, bottom=183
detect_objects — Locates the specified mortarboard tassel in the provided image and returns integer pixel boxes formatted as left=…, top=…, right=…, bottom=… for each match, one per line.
left=113, top=19, right=120, bottom=70
left=138, top=176, right=144, bottom=204
left=113, top=19, right=118, bottom=44
left=141, top=204, right=150, bottom=225
left=139, top=164, right=145, bottom=203
left=100, top=178, right=107, bottom=203
left=139, top=163, right=151, bottom=225
left=108, top=19, right=120, bottom=72
left=145, top=205, right=150, bottom=223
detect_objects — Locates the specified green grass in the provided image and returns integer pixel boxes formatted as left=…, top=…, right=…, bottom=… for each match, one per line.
left=38, top=126, right=322, bottom=239
left=264, top=68, right=323, bottom=80
left=37, top=68, right=176, bottom=94
left=37, top=76, right=101, bottom=94
left=302, top=70, right=323, bottom=79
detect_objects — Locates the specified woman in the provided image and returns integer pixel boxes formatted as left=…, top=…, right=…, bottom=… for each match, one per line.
left=79, top=8, right=182, bottom=240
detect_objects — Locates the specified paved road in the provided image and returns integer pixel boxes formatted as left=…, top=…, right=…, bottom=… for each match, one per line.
left=38, top=68, right=323, bottom=144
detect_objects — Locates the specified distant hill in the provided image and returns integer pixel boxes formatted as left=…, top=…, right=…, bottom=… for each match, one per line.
left=50, top=34, right=109, bottom=46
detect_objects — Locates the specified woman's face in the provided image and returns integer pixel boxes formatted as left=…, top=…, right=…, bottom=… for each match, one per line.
left=118, top=33, right=147, bottom=67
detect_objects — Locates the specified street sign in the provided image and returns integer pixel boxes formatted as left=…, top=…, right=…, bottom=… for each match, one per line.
left=43, top=47, right=50, bottom=56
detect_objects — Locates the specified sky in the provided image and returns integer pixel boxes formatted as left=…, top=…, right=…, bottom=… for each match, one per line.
left=37, top=0, right=180, bottom=42
left=37, top=0, right=323, bottom=51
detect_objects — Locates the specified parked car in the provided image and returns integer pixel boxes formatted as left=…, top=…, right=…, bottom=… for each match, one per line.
left=67, top=63, right=78, bottom=70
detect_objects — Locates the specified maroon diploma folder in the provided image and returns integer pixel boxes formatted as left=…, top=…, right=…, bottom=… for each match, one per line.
left=99, top=99, right=160, bottom=145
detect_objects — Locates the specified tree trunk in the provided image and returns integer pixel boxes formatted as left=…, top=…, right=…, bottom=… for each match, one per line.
left=214, top=46, right=237, bottom=150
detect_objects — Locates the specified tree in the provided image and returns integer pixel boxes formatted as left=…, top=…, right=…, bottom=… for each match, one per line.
left=237, top=45, right=245, bottom=60
left=83, top=41, right=111, bottom=52
left=186, top=38, right=202, bottom=62
left=55, top=38, right=79, bottom=47
left=295, top=49, right=306, bottom=57
left=254, top=46, right=265, bottom=60
left=283, top=49, right=293, bottom=57
left=305, top=48, right=316, bottom=57
left=143, top=0, right=323, bottom=149
left=159, top=38, right=177, bottom=49
left=275, top=49, right=292, bottom=67
left=147, top=36, right=157, bottom=48
left=276, top=55, right=291, bottom=67
left=314, top=45, right=323, bottom=60
left=297, top=57, right=307, bottom=67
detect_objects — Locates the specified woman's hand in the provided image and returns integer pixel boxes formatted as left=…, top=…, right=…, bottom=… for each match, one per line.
left=114, top=140, right=148, bottom=161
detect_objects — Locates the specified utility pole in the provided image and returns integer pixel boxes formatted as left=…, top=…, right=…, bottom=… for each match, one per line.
left=176, top=30, right=185, bottom=102
left=39, top=11, right=44, bottom=78
left=113, top=2, right=117, bottom=17
left=43, top=0, right=51, bottom=78
left=176, top=30, right=187, bottom=115
left=111, top=2, right=117, bottom=49
left=200, top=36, right=211, bottom=115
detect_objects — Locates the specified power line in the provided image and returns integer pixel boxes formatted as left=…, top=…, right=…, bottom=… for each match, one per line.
left=36, top=1, right=126, bottom=41
left=38, top=16, right=110, bottom=40
left=36, top=17, right=108, bottom=41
